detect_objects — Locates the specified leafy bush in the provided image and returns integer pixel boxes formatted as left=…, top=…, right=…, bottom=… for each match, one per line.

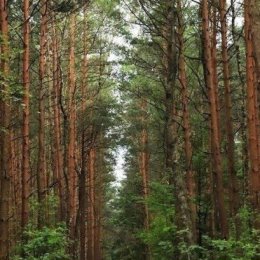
left=139, top=182, right=176, bottom=260
left=201, top=207, right=260, bottom=260
left=13, top=224, right=69, bottom=260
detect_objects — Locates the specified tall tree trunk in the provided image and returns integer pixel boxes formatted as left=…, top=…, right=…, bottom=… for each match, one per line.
left=177, top=0, right=197, bottom=241
left=37, top=0, right=47, bottom=228
left=79, top=158, right=86, bottom=260
left=139, top=98, right=150, bottom=259
left=68, top=13, right=77, bottom=236
left=94, top=135, right=104, bottom=260
left=21, top=0, right=30, bottom=230
left=219, top=0, right=238, bottom=217
left=252, top=0, right=260, bottom=83
left=79, top=10, right=88, bottom=259
left=161, top=2, right=196, bottom=257
left=51, top=16, right=64, bottom=220
left=244, top=0, right=260, bottom=210
left=231, top=0, right=248, bottom=207
left=0, top=1, right=11, bottom=258
left=251, top=0, right=260, bottom=210
left=87, top=148, right=96, bottom=260
left=201, top=0, right=228, bottom=238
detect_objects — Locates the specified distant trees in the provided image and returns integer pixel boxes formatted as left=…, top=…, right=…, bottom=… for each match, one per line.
left=108, top=0, right=259, bottom=259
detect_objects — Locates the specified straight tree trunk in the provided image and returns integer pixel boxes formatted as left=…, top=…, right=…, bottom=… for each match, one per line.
left=161, top=2, right=196, bottom=256
left=211, top=6, right=222, bottom=234
left=177, top=0, right=197, bottom=240
left=37, top=0, right=47, bottom=228
left=0, top=1, right=11, bottom=258
left=201, top=0, right=228, bottom=238
left=51, top=16, right=64, bottom=220
left=21, top=0, right=30, bottom=230
left=94, top=136, right=104, bottom=260
left=252, top=0, right=260, bottom=83
left=139, top=98, right=150, bottom=259
left=251, top=0, right=260, bottom=210
left=219, top=0, right=238, bottom=217
left=68, top=13, right=77, bottom=237
left=244, top=0, right=260, bottom=209
left=79, top=10, right=88, bottom=259
left=87, top=148, right=96, bottom=260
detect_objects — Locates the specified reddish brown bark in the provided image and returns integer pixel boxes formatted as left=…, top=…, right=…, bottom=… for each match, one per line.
left=87, top=148, right=96, bottom=260
left=138, top=98, right=150, bottom=259
left=0, top=0, right=11, bottom=258
left=201, top=0, right=228, bottom=238
left=139, top=99, right=149, bottom=229
left=37, top=0, right=47, bottom=228
left=177, top=0, right=197, bottom=240
left=68, top=13, right=77, bottom=234
left=219, top=0, right=238, bottom=216
left=244, top=0, right=260, bottom=209
left=51, top=17, right=64, bottom=219
left=161, top=0, right=195, bottom=250
left=79, top=10, right=88, bottom=259
left=252, top=0, right=260, bottom=84
left=211, top=7, right=221, bottom=143
left=94, top=140, right=104, bottom=260
left=21, top=0, right=30, bottom=230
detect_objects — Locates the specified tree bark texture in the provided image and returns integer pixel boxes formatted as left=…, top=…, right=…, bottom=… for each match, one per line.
left=0, top=1, right=11, bottom=258
left=201, top=0, right=228, bottom=238
left=21, top=0, right=30, bottom=230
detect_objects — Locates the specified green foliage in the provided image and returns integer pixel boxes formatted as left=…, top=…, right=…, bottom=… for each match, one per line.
left=13, top=225, right=69, bottom=260
left=28, top=194, right=59, bottom=228
left=209, top=234, right=259, bottom=260
left=200, top=229, right=260, bottom=260
left=139, top=182, right=176, bottom=260
left=12, top=194, right=68, bottom=260
left=199, top=207, right=260, bottom=260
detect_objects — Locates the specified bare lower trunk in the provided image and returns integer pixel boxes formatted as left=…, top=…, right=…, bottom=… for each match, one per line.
left=87, top=148, right=96, bottom=260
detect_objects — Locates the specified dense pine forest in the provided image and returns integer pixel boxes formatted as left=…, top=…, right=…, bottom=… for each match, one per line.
left=0, top=0, right=260, bottom=259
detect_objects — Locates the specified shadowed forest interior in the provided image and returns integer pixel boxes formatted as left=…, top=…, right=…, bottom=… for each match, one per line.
left=0, top=0, right=260, bottom=259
